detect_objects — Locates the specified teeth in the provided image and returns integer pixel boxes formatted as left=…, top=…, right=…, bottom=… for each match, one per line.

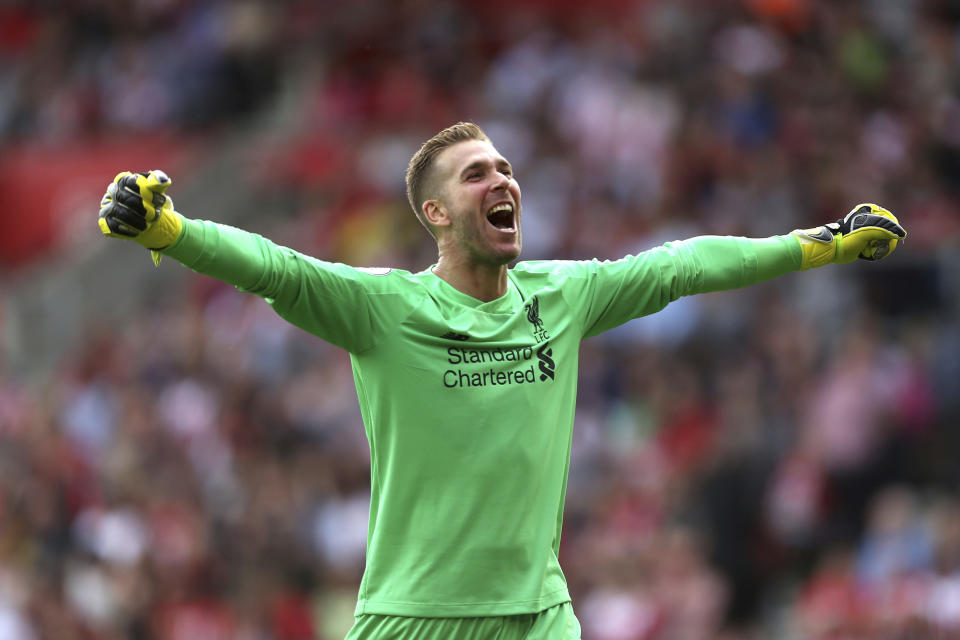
left=488, top=203, right=513, bottom=214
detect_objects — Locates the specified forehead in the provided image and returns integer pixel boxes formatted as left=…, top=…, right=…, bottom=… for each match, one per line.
left=434, top=139, right=508, bottom=177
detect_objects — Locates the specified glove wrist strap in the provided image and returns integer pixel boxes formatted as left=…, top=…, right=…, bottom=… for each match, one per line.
left=792, top=227, right=837, bottom=270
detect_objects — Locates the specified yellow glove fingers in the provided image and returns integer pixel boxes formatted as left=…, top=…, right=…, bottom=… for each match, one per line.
left=99, top=179, right=148, bottom=238
left=113, top=176, right=150, bottom=218
left=98, top=169, right=183, bottom=259
left=97, top=216, right=114, bottom=237
left=100, top=201, right=147, bottom=234
left=835, top=203, right=906, bottom=263
left=842, top=204, right=904, bottom=235
left=132, top=171, right=172, bottom=221
left=835, top=228, right=901, bottom=263
left=792, top=203, right=906, bottom=269
left=98, top=173, right=131, bottom=223
left=863, top=237, right=897, bottom=260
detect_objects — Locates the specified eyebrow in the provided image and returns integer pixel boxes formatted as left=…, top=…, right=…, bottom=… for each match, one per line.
left=459, top=158, right=513, bottom=179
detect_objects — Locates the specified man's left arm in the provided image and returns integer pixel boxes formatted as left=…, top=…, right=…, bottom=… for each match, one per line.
left=580, top=203, right=905, bottom=338
left=689, top=203, right=907, bottom=295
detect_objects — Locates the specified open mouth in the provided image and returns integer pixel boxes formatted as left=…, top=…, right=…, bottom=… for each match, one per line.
left=486, top=202, right=516, bottom=232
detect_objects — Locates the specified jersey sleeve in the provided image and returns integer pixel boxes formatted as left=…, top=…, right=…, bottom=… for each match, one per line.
left=162, top=218, right=405, bottom=353
left=576, top=234, right=801, bottom=338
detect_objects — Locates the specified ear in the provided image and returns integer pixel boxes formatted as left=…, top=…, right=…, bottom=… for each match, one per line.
left=423, top=199, right=451, bottom=229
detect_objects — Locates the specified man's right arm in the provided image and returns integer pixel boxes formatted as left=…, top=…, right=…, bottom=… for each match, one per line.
left=164, top=216, right=297, bottom=295
left=98, top=171, right=382, bottom=353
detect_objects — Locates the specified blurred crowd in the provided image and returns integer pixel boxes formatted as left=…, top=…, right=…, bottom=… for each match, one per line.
left=3, top=0, right=960, bottom=638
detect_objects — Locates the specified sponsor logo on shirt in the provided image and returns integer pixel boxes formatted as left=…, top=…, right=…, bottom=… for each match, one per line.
left=443, top=345, right=547, bottom=388
left=441, top=299, right=557, bottom=388
left=536, top=343, right=555, bottom=381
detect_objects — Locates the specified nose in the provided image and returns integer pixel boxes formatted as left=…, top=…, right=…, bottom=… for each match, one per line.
left=492, top=172, right=510, bottom=191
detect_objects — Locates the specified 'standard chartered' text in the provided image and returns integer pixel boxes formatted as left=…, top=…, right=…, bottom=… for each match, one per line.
left=443, top=345, right=554, bottom=388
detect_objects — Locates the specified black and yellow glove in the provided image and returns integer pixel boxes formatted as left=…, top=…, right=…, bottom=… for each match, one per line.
left=792, top=203, right=906, bottom=270
left=98, top=170, right=182, bottom=265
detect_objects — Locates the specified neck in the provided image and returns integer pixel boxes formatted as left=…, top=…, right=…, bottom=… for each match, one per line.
left=431, top=255, right=509, bottom=302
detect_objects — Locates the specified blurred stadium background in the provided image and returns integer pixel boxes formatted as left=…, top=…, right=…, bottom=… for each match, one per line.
left=2, top=1, right=960, bottom=638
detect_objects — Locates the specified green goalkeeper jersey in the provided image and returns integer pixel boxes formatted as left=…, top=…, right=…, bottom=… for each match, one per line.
left=164, top=219, right=800, bottom=618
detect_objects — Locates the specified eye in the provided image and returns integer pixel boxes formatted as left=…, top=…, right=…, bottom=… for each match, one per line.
left=466, top=172, right=482, bottom=181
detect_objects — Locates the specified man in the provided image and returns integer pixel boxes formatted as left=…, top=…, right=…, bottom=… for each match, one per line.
left=98, top=122, right=906, bottom=639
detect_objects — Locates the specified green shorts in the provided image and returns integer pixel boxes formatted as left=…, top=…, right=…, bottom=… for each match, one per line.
left=345, top=601, right=581, bottom=639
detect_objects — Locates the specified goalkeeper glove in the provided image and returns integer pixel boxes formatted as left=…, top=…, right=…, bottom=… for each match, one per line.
left=98, top=170, right=183, bottom=265
left=792, top=203, right=906, bottom=270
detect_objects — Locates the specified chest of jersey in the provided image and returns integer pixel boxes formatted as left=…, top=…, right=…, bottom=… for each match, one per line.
left=376, top=287, right=575, bottom=394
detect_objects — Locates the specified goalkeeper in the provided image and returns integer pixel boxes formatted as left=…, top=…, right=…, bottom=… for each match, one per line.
left=98, top=123, right=905, bottom=639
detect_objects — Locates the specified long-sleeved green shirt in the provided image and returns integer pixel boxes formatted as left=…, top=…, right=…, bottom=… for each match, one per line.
left=164, top=218, right=800, bottom=617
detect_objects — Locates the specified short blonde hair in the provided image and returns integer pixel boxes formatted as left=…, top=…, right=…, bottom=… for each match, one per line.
left=405, top=122, right=490, bottom=236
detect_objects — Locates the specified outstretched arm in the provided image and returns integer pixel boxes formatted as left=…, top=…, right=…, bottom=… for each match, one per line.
left=98, top=170, right=296, bottom=294
left=688, top=203, right=906, bottom=293
left=96, top=170, right=392, bottom=353
left=580, top=204, right=906, bottom=337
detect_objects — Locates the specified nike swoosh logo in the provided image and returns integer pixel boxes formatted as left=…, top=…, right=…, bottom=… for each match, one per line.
left=798, top=226, right=833, bottom=243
